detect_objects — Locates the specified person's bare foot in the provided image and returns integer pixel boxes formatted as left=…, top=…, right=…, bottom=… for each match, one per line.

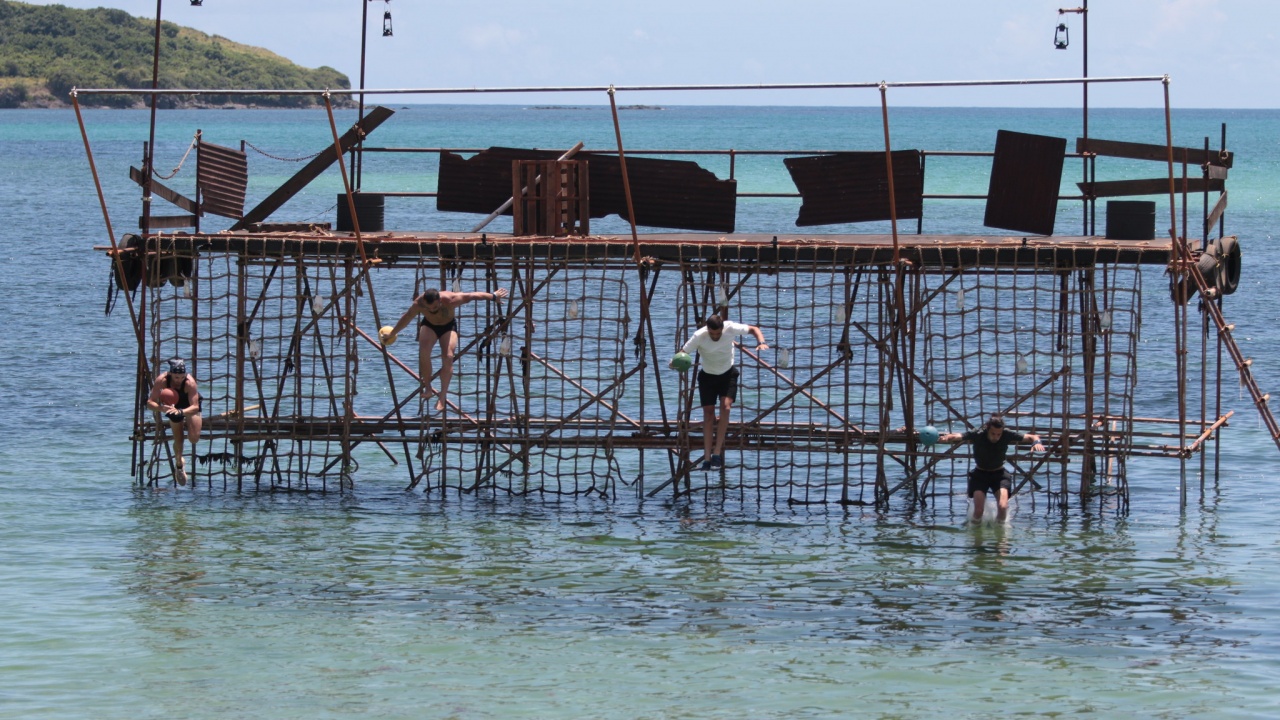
left=175, top=461, right=187, bottom=486
left=435, top=396, right=446, bottom=412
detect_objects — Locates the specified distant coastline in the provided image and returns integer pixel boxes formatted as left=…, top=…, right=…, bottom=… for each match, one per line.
left=0, top=1, right=351, bottom=110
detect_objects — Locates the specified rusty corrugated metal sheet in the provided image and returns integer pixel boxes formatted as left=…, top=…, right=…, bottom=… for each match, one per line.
left=984, top=130, right=1066, bottom=236
left=438, top=147, right=737, bottom=233
left=784, top=150, right=922, bottom=226
left=197, top=140, right=248, bottom=220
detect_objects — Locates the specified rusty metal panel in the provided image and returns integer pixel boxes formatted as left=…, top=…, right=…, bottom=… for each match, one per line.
left=438, top=147, right=555, bottom=214
left=438, top=147, right=737, bottom=233
left=1078, top=177, right=1225, bottom=198
left=984, top=130, right=1067, bottom=236
left=197, top=140, right=248, bottom=219
left=597, top=153, right=736, bottom=233
left=784, top=150, right=922, bottom=226
left=1076, top=137, right=1232, bottom=168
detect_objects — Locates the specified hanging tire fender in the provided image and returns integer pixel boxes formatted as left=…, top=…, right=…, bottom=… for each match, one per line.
left=1212, top=235, right=1241, bottom=296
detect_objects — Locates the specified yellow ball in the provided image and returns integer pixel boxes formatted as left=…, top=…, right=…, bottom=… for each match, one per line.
left=379, top=326, right=397, bottom=345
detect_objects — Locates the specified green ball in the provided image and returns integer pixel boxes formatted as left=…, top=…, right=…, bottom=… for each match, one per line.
left=670, top=351, right=693, bottom=372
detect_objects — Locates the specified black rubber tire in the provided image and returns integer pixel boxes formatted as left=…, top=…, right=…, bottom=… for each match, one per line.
left=1213, top=235, right=1241, bottom=296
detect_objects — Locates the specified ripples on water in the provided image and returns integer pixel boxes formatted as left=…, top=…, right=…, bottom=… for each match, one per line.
left=17, top=467, right=1237, bottom=719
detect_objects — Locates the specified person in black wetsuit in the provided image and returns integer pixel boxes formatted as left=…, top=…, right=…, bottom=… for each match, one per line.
left=381, top=286, right=510, bottom=412
left=940, top=414, right=1043, bottom=522
left=146, top=357, right=203, bottom=486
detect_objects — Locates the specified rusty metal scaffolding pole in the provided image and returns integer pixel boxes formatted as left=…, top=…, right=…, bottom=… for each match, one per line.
left=1161, top=77, right=1190, bottom=510
left=71, top=74, right=1169, bottom=100
left=322, top=94, right=416, bottom=485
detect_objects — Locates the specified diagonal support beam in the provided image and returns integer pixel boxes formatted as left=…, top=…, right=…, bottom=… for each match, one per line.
left=231, top=106, right=395, bottom=230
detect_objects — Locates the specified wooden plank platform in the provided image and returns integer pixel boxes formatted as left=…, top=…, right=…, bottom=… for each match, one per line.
left=129, top=231, right=1178, bottom=267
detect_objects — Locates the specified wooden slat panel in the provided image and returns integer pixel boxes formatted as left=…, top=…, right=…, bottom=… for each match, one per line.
left=232, top=106, right=395, bottom=230
left=1076, top=137, right=1233, bottom=168
left=197, top=140, right=249, bottom=219
left=1078, top=177, right=1225, bottom=197
left=784, top=150, right=922, bottom=226
left=985, top=130, right=1066, bottom=236
left=129, top=166, right=199, bottom=214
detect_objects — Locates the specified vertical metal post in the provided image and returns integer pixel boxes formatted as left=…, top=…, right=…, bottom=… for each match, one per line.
left=878, top=83, right=900, bottom=263
left=356, top=0, right=370, bottom=188
left=607, top=86, right=640, bottom=246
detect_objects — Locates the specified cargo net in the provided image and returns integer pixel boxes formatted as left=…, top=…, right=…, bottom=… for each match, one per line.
left=141, top=245, right=360, bottom=490
left=669, top=256, right=1139, bottom=507
left=915, top=254, right=1140, bottom=507
left=391, top=257, right=632, bottom=497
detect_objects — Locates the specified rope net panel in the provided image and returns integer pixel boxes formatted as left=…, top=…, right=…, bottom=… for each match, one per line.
left=400, top=251, right=631, bottom=497
left=143, top=243, right=359, bottom=490
left=133, top=239, right=1143, bottom=506
left=916, top=249, right=1141, bottom=507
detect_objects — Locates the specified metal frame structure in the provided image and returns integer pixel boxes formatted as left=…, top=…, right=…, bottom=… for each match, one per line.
left=74, top=75, right=1279, bottom=511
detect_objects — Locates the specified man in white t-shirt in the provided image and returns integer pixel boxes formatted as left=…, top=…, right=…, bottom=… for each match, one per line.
left=672, top=315, right=768, bottom=470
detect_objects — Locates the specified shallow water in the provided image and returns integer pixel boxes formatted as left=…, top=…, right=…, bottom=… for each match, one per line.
left=2, top=106, right=1278, bottom=718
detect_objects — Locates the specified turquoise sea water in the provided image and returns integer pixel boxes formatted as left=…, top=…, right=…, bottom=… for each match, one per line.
left=2, top=105, right=1279, bottom=718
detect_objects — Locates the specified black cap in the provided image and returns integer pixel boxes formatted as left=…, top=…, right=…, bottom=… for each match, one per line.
left=167, top=358, right=187, bottom=374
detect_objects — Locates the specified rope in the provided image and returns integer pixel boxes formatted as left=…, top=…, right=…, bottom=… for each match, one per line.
left=244, top=140, right=325, bottom=163
left=152, top=132, right=198, bottom=180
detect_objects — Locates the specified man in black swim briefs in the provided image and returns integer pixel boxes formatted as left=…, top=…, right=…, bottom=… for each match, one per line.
left=382, top=286, right=510, bottom=411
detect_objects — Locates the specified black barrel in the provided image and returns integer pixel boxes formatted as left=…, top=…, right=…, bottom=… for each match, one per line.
left=336, top=193, right=385, bottom=232
left=1105, top=200, right=1155, bottom=240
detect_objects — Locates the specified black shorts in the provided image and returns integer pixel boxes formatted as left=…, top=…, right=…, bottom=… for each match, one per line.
left=419, top=317, right=458, bottom=339
left=697, top=367, right=739, bottom=408
left=967, top=467, right=1012, bottom=497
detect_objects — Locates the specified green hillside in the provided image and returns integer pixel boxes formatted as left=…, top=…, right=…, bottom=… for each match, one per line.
left=0, top=0, right=352, bottom=108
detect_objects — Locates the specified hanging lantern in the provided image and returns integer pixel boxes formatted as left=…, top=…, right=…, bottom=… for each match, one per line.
left=568, top=299, right=580, bottom=320
left=779, top=348, right=791, bottom=369
left=382, top=9, right=393, bottom=37
left=189, top=0, right=203, bottom=6
left=1054, top=22, right=1069, bottom=49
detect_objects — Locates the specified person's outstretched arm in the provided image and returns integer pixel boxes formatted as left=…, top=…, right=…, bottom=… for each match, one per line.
left=1021, top=432, right=1045, bottom=452
left=455, top=288, right=509, bottom=306
left=382, top=297, right=423, bottom=345
left=938, top=431, right=967, bottom=444
left=746, top=325, right=769, bottom=350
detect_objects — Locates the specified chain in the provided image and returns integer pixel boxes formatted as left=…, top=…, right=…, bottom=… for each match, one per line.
left=244, top=140, right=325, bottom=163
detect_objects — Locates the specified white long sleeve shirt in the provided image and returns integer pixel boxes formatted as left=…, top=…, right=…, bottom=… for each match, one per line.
left=681, top=321, right=753, bottom=375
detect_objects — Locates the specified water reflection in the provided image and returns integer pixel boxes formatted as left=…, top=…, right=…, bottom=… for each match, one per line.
left=117, top=486, right=1246, bottom=668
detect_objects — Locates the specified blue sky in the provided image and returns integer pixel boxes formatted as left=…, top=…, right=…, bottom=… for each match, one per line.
left=22, top=0, right=1279, bottom=107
